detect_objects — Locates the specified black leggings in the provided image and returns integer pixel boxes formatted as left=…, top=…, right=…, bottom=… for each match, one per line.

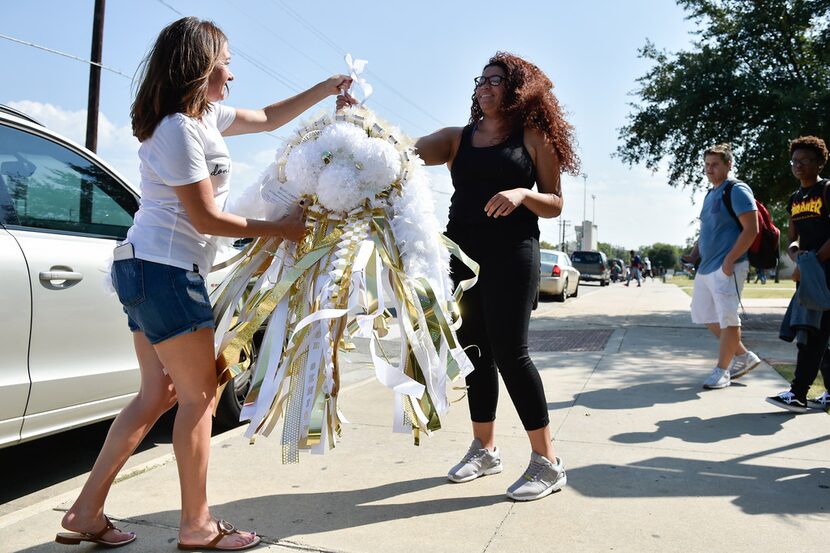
left=450, top=235, right=549, bottom=431
left=793, top=310, right=830, bottom=399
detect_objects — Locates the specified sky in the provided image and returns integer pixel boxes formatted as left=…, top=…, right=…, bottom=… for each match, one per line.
left=1, top=0, right=708, bottom=250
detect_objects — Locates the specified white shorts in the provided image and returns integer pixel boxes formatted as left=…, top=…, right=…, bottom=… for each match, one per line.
left=690, top=261, right=749, bottom=328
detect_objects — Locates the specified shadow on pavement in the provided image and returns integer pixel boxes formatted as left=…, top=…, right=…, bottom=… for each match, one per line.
left=123, top=477, right=504, bottom=543
left=548, top=382, right=704, bottom=411
left=610, top=412, right=796, bottom=444
left=567, top=453, right=830, bottom=515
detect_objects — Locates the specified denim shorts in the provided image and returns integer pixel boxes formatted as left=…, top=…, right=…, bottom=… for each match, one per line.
left=111, top=258, right=215, bottom=345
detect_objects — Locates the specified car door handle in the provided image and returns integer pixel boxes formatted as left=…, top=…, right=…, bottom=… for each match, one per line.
left=39, top=269, right=84, bottom=289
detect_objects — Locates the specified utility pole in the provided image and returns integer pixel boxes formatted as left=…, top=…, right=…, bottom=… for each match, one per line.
left=85, top=0, right=106, bottom=153
left=592, top=194, right=596, bottom=223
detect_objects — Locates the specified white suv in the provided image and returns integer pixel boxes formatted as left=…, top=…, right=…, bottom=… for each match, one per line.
left=0, top=105, right=247, bottom=448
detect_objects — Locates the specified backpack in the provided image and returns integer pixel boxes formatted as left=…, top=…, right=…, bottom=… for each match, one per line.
left=721, top=180, right=780, bottom=270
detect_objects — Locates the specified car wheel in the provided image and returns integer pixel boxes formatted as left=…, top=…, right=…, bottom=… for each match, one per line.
left=571, top=280, right=579, bottom=297
left=554, top=279, right=568, bottom=302
left=214, top=329, right=263, bottom=429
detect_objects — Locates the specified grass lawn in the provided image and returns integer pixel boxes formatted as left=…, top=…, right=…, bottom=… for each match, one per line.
left=671, top=274, right=796, bottom=299
left=767, top=362, right=828, bottom=405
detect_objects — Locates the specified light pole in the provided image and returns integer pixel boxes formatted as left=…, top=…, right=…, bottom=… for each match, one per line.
left=592, top=194, right=596, bottom=223
left=581, top=173, right=588, bottom=223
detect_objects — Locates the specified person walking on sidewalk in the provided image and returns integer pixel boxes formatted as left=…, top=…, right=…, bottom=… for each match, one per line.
left=415, top=52, right=579, bottom=501
left=683, top=143, right=761, bottom=389
left=625, top=250, right=642, bottom=286
left=56, top=17, right=354, bottom=550
left=767, top=136, right=830, bottom=412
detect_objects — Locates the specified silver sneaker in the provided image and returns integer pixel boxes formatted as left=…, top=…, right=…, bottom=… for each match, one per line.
left=807, top=391, right=830, bottom=410
left=703, top=367, right=730, bottom=389
left=447, top=439, right=503, bottom=483
left=729, top=351, right=761, bottom=379
left=506, top=452, right=567, bottom=501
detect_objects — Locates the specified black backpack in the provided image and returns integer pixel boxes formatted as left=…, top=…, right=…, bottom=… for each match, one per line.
left=721, top=180, right=780, bottom=270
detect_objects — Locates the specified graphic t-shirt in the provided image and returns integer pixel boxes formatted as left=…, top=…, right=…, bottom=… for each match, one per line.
left=698, top=179, right=756, bottom=275
left=126, top=103, right=236, bottom=275
left=788, top=179, right=830, bottom=253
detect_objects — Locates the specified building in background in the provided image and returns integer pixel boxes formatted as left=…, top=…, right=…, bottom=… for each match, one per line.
left=576, top=220, right=597, bottom=251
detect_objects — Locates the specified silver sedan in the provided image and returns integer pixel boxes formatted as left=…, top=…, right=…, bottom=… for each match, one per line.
left=539, top=249, right=580, bottom=302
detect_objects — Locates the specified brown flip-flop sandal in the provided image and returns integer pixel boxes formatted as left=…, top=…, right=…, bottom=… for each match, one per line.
left=55, top=515, right=137, bottom=548
left=177, top=519, right=261, bottom=551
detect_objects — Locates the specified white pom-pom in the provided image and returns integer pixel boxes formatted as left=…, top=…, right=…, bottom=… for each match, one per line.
left=316, top=159, right=364, bottom=212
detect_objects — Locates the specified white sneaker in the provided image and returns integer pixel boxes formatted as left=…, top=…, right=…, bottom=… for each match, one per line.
left=729, top=351, right=761, bottom=379
left=703, top=367, right=730, bottom=389
left=807, top=391, right=830, bottom=410
left=506, top=452, right=567, bottom=501
left=447, top=439, right=503, bottom=483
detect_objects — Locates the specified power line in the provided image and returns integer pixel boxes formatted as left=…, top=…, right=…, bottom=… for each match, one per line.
left=154, top=0, right=308, bottom=95
left=231, top=48, right=302, bottom=92
left=0, top=32, right=131, bottom=79
left=220, top=0, right=430, bottom=134
left=155, top=0, right=182, bottom=16
left=269, top=0, right=443, bottom=128
left=227, top=0, right=338, bottom=76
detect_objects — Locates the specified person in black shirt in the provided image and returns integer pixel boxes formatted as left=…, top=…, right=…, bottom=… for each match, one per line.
left=415, top=52, right=579, bottom=501
left=766, top=136, right=830, bottom=412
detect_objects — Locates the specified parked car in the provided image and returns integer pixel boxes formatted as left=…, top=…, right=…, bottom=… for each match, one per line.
left=571, top=250, right=611, bottom=286
left=0, top=105, right=250, bottom=449
left=539, top=249, right=580, bottom=301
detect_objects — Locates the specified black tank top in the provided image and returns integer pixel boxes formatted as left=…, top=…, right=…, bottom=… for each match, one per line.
left=446, top=124, right=538, bottom=241
left=788, top=179, right=830, bottom=252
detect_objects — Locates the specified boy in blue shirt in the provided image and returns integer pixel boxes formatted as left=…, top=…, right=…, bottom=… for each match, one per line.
left=684, top=144, right=761, bottom=389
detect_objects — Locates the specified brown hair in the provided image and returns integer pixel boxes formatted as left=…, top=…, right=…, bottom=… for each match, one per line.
left=703, top=143, right=733, bottom=165
left=469, top=52, right=579, bottom=175
left=789, top=136, right=828, bottom=167
left=131, top=17, right=227, bottom=141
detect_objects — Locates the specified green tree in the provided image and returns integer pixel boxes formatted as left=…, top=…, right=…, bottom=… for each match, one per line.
left=540, top=240, right=558, bottom=250
left=617, top=0, right=830, bottom=205
left=598, top=242, right=628, bottom=261
left=644, top=242, right=681, bottom=269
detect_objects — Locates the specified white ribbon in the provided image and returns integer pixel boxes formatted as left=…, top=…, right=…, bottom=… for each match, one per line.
left=344, top=53, right=372, bottom=105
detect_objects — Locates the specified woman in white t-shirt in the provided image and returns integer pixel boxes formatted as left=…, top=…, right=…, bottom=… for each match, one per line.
left=56, top=17, right=355, bottom=551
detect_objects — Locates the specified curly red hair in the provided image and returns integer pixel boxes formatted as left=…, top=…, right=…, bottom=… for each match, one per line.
left=470, top=52, right=580, bottom=175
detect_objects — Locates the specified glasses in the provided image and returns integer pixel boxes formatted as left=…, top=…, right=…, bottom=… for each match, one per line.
left=474, top=75, right=505, bottom=88
left=790, top=158, right=817, bottom=167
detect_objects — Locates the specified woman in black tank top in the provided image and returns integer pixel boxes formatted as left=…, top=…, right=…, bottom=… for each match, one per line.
left=767, top=136, right=830, bottom=412
left=415, top=52, right=579, bottom=501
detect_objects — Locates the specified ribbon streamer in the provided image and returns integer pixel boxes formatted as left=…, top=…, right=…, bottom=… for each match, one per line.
left=344, top=53, right=373, bottom=106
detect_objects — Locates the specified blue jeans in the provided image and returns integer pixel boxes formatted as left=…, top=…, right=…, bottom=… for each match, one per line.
left=111, top=258, right=214, bottom=345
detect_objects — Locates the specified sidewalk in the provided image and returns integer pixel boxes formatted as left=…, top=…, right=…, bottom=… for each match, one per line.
left=3, top=280, right=828, bottom=552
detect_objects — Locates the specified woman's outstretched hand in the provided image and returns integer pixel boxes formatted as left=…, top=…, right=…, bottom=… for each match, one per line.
left=336, top=90, right=357, bottom=109
left=323, top=75, right=355, bottom=97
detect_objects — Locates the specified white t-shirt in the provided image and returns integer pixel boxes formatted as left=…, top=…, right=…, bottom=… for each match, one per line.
left=127, top=103, right=236, bottom=275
